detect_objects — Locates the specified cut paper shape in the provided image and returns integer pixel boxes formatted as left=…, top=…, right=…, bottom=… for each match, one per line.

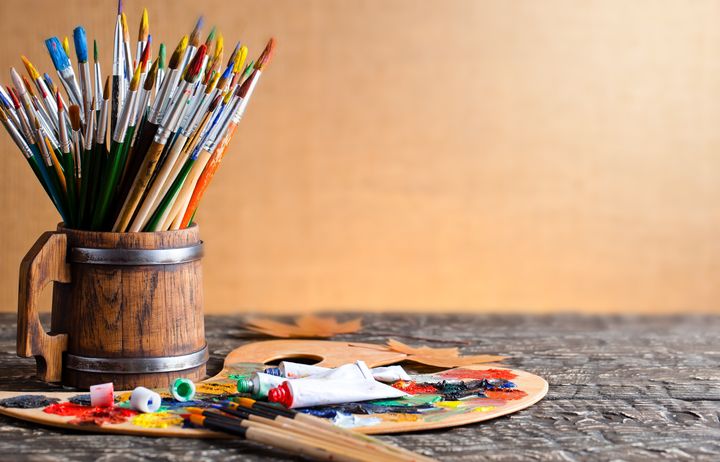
left=244, top=315, right=362, bottom=338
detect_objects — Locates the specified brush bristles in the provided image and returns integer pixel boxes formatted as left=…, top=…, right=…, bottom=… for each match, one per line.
left=129, top=64, right=142, bottom=91
left=103, top=76, right=110, bottom=100
left=189, top=16, right=203, bottom=47
left=144, top=59, right=159, bottom=91
left=21, top=56, right=40, bottom=80
left=56, top=90, right=63, bottom=111
left=205, top=26, right=216, bottom=47
left=94, top=39, right=99, bottom=62
left=69, top=105, right=81, bottom=131
left=168, top=36, right=188, bottom=70
left=62, top=37, right=71, bottom=57
left=158, top=43, right=166, bottom=68
left=234, top=46, right=248, bottom=74
left=184, top=44, right=207, bottom=83
left=45, top=37, right=71, bottom=71
left=73, top=26, right=88, bottom=62
left=139, top=8, right=149, bottom=41
left=21, top=76, right=34, bottom=96
left=141, top=35, right=153, bottom=69
left=255, top=38, right=276, bottom=71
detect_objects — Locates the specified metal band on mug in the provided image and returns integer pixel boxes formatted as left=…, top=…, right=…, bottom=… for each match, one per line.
left=65, top=345, right=209, bottom=374
left=70, top=242, right=203, bottom=265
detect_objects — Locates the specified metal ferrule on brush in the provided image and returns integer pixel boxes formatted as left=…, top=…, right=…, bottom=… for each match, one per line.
left=179, top=84, right=206, bottom=132
left=83, top=110, right=94, bottom=151
left=94, top=63, right=103, bottom=111
left=95, top=99, right=108, bottom=145
left=79, top=62, right=92, bottom=118
left=72, top=128, right=82, bottom=179
left=154, top=82, right=192, bottom=144
left=58, top=67, right=83, bottom=113
left=35, top=124, right=53, bottom=167
left=149, top=68, right=180, bottom=124
left=58, top=111, right=70, bottom=155
left=113, top=18, right=126, bottom=107
left=234, top=71, right=261, bottom=123
left=4, top=117, right=33, bottom=159
left=113, top=89, right=138, bottom=143
left=183, top=93, right=212, bottom=136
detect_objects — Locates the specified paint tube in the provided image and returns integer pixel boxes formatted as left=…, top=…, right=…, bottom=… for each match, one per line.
left=269, top=361, right=411, bottom=383
left=305, top=361, right=374, bottom=381
left=236, top=372, right=286, bottom=399
left=268, top=378, right=408, bottom=409
left=367, top=365, right=411, bottom=382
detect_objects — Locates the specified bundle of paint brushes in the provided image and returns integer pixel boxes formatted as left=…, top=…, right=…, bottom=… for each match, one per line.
left=185, top=398, right=435, bottom=462
left=0, top=2, right=275, bottom=231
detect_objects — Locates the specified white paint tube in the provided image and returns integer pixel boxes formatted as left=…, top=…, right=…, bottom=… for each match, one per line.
left=273, top=361, right=411, bottom=382
left=268, top=377, right=408, bottom=409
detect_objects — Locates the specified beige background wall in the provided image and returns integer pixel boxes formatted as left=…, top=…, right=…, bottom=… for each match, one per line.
left=0, top=0, right=719, bottom=314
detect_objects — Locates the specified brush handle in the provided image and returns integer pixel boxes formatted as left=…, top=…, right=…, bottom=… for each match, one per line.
left=180, top=122, right=238, bottom=227
left=91, top=139, right=124, bottom=230
left=167, top=149, right=213, bottom=230
left=144, top=156, right=196, bottom=232
left=113, top=140, right=166, bottom=232
left=128, top=134, right=189, bottom=232
left=17, top=232, right=70, bottom=382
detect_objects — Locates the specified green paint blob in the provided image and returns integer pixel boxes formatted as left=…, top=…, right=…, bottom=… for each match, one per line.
left=371, top=394, right=442, bottom=407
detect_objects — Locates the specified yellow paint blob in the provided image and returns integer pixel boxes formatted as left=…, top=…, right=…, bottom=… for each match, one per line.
left=195, top=382, right=238, bottom=395
left=132, top=412, right=184, bottom=428
left=434, top=401, right=465, bottom=409
left=380, top=413, right=421, bottom=422
left=472, top=406, right=495, bottom=413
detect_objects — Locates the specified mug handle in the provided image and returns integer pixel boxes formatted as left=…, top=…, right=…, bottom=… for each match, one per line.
left=17, top=232, right=71, bottom=382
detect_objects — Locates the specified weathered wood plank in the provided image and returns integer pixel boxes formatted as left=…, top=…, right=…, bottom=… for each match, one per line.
left=0, top=313, right=718, bottom=461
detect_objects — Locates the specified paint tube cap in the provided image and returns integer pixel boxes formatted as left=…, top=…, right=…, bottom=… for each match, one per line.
left=236, top=377, right=254, bottom=394
left=130, top=386, right=162, bottom=413
left=170, top=378, right=196, bottom=402
left=267, top=381, right=292, bottom=408
left=89, top=382, right=114, bottom=407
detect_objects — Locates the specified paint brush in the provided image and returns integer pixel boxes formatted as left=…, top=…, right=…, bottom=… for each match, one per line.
left=60, top=103, right=80, bottom=226
left=121, top=12, right=134, bottom=93
left=112, top=2, right=126, bottom=135
left=156, top=43, right=166, bottom=96
left=92, top=65, right=141, bottom=230
left=135, top=8, right=149, bottom=67
left=85, top=77, right=111, bottom=227
left=93, top=40, right=103, bottom=118
left=45, top=37, right=83, bottom=113
left=78, top=98, right=95, bottom=225
left=20, top=56, right=60, bottom=132
left=129, top=92, right=220, bottom=232
left=215, top=404, right=430, bottom=462
left=186, top=412, right=376, bottom=462
left=113, top=45, right=206, bottom=232
left=231, top=397, right=436, bottom=462
left=179, top=39, right=275, bottom=227
left=73, top=27, right=92, bottom=123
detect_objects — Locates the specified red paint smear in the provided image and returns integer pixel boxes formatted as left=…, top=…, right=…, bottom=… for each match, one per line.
left=44, top=402, right=92, bottom=416
left=392, top=381, right=438, bottom=394
left=439, top=368, right=517, bottom=380
left=44, top=402, right=136, bottom=426
left=69, top=407, right=136, bottom=426
left=485, top=389, right=528, bottom=400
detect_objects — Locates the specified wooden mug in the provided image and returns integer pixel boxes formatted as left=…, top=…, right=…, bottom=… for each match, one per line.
left=17, top=224, right=207, bottom=389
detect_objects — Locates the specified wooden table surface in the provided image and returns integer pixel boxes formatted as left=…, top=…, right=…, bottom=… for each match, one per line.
left=0, top=313, right=718, bottom=461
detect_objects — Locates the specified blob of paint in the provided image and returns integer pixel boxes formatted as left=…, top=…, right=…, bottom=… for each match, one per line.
left=132, top=412, right=184, bottom=428
left=484, top=389, right=528, bottom=400
left=44, top=402, right=92, bottom=416
left=69, top=406, right=136, bottom=426
left=439, top=368, right=517, bottom=381
left=0, top=395, right=59, bottom=409
left=194, top=382, right=238, bottom=395
left=392, top=381, right=438, bottom=395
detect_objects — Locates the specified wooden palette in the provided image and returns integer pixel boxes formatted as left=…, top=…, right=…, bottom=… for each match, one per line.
left=0, top=340, right=548, bottom=436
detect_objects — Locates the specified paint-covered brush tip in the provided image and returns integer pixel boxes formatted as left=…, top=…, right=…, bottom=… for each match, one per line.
left=69, top=105, right=82, bottom=131
left=55, top=90, right=62, bottom=110
left=139, top=8, right=149, bottom=41
left=117, top=0, right=123, bottom=15
left=255, top=38, right=276, bottom=71
left=189, top=16, right=203, bottom=47
left=73, top=27, right=88, bottom=62
left=103, top=76, right=110, bottom=99
left=144, top=59, right=158, bottom=91
left=129, top=65, right=142, bottom=91
left=168, top=36, right=188, bottom=70
left=94, top=39, right=98, bottom=62
left=20, top=56, right=40, bottom=80
left=45, top=37, right=71, bottom=71
left=184, top=44, right=207, bottom=82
